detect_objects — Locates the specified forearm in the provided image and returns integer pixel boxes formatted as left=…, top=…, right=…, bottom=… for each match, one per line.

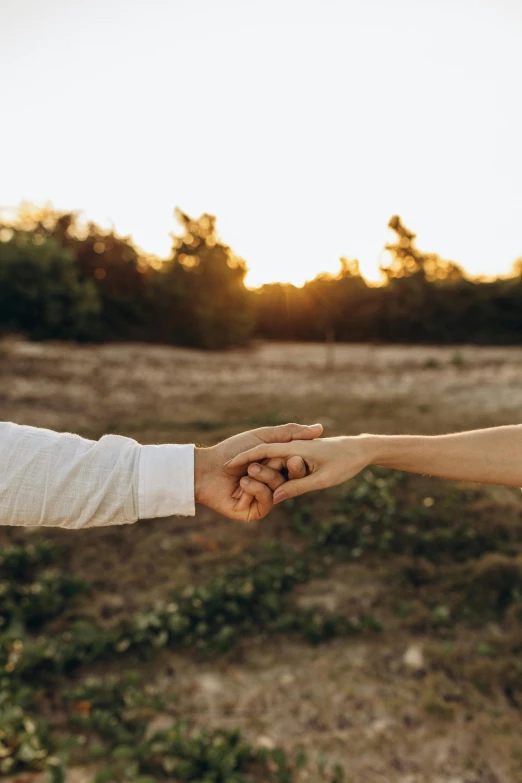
left=362, top=425, right=522, bottom=487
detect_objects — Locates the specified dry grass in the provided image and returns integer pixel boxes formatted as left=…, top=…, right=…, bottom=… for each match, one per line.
left=2, top=338, right=522, bottom=783
left=2, top=339, right=522, bottom=439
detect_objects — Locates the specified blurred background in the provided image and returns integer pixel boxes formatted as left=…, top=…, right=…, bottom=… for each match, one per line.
left=2, top=1, right=522, bottom=782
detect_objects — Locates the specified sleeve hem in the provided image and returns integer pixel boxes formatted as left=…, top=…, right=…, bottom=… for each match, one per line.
left=138, top=444, right=195, bottom=518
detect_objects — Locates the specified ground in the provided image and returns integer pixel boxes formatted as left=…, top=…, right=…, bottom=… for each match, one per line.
left=2, top=338, right=522, bottom=783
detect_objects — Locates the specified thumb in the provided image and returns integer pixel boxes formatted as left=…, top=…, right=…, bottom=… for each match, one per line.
left=273, top=473, right=322, bottom=504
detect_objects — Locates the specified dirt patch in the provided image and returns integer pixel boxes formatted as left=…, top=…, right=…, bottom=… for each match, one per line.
left=2, top=339, right=522, bottom=782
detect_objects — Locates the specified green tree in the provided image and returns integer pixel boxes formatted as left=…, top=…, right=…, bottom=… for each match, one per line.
left=0, top=230, right=101, bottom=340
left=156, top=209, right=254, bottom=348
left=379, top=215, right=465, bottom=341
left=44, top=213, right=153, bottom=340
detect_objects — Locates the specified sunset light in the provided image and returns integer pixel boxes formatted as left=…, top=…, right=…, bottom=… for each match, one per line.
left=2, top=0, right=522, bottom=289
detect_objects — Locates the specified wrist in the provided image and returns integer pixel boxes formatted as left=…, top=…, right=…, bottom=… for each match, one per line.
left=333, top=434, right=382, bottom=478
left=356, top=433, right=395, bottom=468
left=359, top=433, right=426, bottom=471
left=194, top=446, right=214, bottom=506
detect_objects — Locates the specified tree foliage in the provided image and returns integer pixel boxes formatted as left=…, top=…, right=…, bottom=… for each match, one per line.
left=153, top=209, right=253, bottom=348
left=0, top=228, right=101, bottom=341
left=254, top=215, right=522, bottom=344
left=0, top=207, right=253, bottom=348
left=2, top=207, right=522, bottom=347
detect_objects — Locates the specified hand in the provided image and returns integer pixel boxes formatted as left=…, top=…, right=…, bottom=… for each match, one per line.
left=232, top=452, right=310, bottom=508
left=225, top=436, right=374, bottom=504
left=194, top=423, right=323, bottom=522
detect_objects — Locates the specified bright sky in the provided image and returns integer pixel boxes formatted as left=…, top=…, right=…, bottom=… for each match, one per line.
left=1, top=0, right=522, bottom=287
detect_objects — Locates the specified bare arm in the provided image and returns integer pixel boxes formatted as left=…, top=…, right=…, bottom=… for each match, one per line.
left=226, top=425, right=522, bottom=503
left=365, top=425, right=522, bottom=486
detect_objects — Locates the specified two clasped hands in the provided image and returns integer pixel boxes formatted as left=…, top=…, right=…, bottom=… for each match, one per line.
left=193, top=421, right=522, bottom=523
left=1, top=419, right=520, bottom=530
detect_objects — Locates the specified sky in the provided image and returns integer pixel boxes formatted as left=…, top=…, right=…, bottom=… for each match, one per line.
left=1, top=0, right=522, bottom=287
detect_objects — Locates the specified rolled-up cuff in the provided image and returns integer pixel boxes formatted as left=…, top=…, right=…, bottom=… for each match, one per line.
left=138, top=443, right=195, bottom=518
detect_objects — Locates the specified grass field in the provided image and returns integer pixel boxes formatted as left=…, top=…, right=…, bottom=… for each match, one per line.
left=2, top=339, right=522, bottom=783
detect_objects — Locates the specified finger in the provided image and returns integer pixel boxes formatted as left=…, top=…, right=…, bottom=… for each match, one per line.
left=236, top=483, right=256, bottom=513
left=257, top=422, right=323, bottom=444
left=264, top=457, right=287, bottom=472
left=287, top=455, right=308, bottom=480
left=247, top=463, right=286, bottom=492
left=225, top=442, right=297, bottom=469
left=239, top=477, right=273, bottom=519
left=273, top=473, right=323, bottom=504
left=264, top=456, right=308, bottom=479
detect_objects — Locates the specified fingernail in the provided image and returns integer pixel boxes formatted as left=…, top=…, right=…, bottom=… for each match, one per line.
left=249, top=464, right=261, bottom=474
left=273, top=491, right=287, bottom=504
left=241, top=477, right=251, bottom=487
left=309, top=423, right=322, bottom=428
left=232, top=487, right=242, bottom=499
left=224, top=459, right=233, bottom=466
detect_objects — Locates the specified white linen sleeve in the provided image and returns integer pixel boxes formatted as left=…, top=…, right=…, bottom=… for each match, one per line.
left=138, top=443, right=195, bottom=519
left=0, top=422, right=195, bottom=529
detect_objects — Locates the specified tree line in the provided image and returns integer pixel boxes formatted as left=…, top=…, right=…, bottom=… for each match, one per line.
left=1, top=206, right=522, bottom=348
